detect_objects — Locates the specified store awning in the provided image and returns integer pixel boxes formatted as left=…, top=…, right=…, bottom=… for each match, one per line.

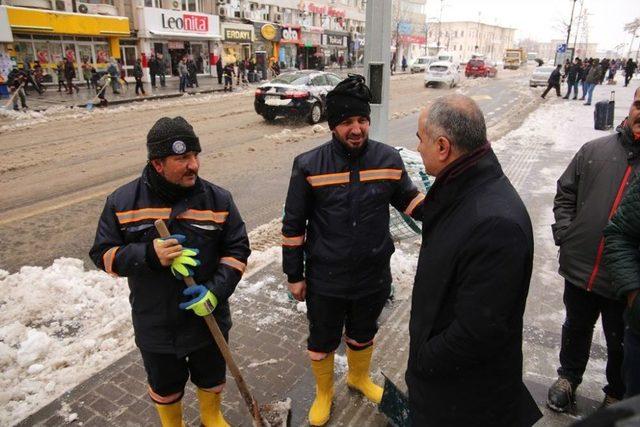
left=5, top=6, right=129, bottom=36
left=149, top=30, right=220, bottom=40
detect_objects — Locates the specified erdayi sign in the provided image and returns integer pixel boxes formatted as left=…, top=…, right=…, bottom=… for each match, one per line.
left=140, top=7, right=220, bottom=38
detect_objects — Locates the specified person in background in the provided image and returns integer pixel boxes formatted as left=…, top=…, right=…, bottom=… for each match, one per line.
left=178, top=56, right=189, bottom=93
left=133, top=58, right=146, bottom=96
left=563, top=58, right=582, bottom=100
left=64, top=57, right=80, bottom=95
left=81, top=57, right=92, bottom=90
left=541, top=64, right=562, bottom=99
left=56, top=59, right=67, bottom=93
left=149, top=53, right=159, bottom=89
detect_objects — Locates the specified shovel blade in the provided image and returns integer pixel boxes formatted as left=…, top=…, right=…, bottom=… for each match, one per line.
left=379, top=374, right=410, bottom=427
left=86, top=102, right=94, bottom=111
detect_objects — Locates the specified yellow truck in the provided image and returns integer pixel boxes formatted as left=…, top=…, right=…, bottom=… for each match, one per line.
left=503, top=48, right=526, bottom=70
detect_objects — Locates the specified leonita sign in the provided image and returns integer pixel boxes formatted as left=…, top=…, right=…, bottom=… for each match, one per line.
left=140, top=7, right=220, bottom=38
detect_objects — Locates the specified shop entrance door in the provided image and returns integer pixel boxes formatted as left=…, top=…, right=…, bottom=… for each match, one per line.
left=168, top=41, right=189, bottom=76
left=120, top=45, right=138, bottom=79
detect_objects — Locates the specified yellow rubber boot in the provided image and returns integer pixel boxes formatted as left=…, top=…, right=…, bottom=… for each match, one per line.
left=154, top=400, right=183, bottom=427
left=346, top=346, right=383, bottom=404
left=196, top=388, right=230, bottom=427
left=308, top=353, right=335, bottom=426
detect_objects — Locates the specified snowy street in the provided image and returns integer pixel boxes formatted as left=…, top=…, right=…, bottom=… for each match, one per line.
left=1, top=71, right=639, bottom=426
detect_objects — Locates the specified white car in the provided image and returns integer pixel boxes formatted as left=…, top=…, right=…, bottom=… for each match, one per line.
left=410, top=56, right=437, bottom=73
left=424, top=61, right=460, bottom=88
left=529, top=66, right=555, bottom=87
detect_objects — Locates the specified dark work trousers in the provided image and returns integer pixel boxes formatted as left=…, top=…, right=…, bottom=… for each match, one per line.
left=624, top=325, right=640, bottom=397
left=564, top=80, right=579, bottom=99
left=158, top=72, right=166, bottom=87
left=625, top=72, right=633, bottom=87
left=557, top=281, right=626, bottom=399
left=150, top=72, right=156, bottom=88
left=542, top=82, right=561, bottom=98
left=135, top=77, right=145, bottom=95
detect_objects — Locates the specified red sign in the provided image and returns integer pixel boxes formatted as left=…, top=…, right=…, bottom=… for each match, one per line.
left=161, top=13, right=208, bottom=32
left=299, top=2, right=346, bottom=18
left=398, top=35, right=427, bottom=44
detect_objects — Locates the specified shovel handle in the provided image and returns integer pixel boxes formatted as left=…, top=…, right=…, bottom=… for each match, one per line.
left=154, top=220, right=264, bottom=426
left=87, top=83, right=109, bottom=108
left=4, top=83, right=25, bottom=109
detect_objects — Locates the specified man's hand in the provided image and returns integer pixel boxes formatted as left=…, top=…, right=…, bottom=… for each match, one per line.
left=153, top=234, right=185, bottom=267
left=179, top=285, right=218, bottom=316
left=628, top=290, right=639, bottom=308
left=289, top=280, right=307, bottom=302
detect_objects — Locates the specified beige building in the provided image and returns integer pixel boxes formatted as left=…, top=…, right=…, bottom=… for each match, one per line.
left=427, top=20, right=516, bottom=62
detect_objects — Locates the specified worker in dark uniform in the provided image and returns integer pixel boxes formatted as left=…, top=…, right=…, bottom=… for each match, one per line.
left=281, top=74, right=425, bottom=426
left=90, top=116, right=250, bottom=427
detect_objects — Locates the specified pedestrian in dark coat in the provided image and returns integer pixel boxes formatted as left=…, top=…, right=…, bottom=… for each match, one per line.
left=584, top=59, right=601, bottom=105
left=603, top=87, right=640, bottom=399
left=89, top=116, right=250, bottom=426
left=625, top=59, right=637, bottom=87
left=563, top=58, right=581, bottom=99
left=148, top=54, right=159, bottom=88
left=216, top=56, right=224, bottom=85
left=133, top=59, right=146, bottom=95
left=542, top=64, right=562, bottom=98
left=187, top=57, right=198, bottom=88
left=64, top=58, right=80, bottom=94
left=547, top=101, right=640, bottom=412
left=408, top=95, right=542, bottom=427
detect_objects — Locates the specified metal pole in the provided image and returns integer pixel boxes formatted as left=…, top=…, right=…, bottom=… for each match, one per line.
left=565, top=0, right=577, bottom=48
left=364, top=0, right=392, bottom=143
left=437, top=0, right=443, bottom=50
left=572, top=0, right=583, bottom=51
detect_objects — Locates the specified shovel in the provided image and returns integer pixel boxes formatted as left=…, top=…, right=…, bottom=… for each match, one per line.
left=154, top=220, right=291, bottom=427
left=378, top=373, right=410, bottom=427
left=86, top=82, right=109, bottom=111
left=3, top=83, right=25, bottom=110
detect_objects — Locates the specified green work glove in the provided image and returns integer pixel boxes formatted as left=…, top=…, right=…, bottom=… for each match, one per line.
left=170, top=248, right=200, bottom=279
left=179, top=285, right=218, bottom=316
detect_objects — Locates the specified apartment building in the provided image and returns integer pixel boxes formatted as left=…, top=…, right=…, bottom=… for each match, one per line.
left=427, top=20, right=516, bottom=62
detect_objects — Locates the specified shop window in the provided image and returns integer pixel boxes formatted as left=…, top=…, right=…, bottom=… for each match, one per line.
left=14, top=41, right=35, bottom=69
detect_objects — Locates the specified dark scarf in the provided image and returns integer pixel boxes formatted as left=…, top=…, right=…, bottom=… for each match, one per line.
left=143, top=163, right=202, bottom=204
left=428, top=142, right=492, bottom=194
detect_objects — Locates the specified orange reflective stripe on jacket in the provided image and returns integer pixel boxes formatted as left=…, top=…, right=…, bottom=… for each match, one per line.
left=359, top=168, right=403, bottom=182
left=282, top=234, right=305, bottom=247
left=115, top=208, right=171, bottom=224
left=102, top=246, right=119, bottom=276
left=177, top=209, right=229, bottom=224
left=404, top=193, right=426, bottom=216
left=220, top=257, right=246, bottom=274
left=306, top=171, right=350, bottom=187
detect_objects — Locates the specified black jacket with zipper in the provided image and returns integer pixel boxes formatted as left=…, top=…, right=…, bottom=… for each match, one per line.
left=282, top=137, right=425, bottom=298
left=89, top=166, right=250, bottom=356
left=552, top=123, right=640, bottom=299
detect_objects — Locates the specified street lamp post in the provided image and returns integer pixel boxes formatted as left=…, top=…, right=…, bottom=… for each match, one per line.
left=565, top=0, right=578, bottom=49
left=436, top=0, right=444, bottom=51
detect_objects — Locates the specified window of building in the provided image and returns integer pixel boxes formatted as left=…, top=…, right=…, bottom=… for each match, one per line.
left=461, top=31, right=464, bottom=37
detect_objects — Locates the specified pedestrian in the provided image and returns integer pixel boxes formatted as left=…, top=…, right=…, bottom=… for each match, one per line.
left=9, top=68, right=28, bottom=111
left=563, top=58, right=581, bottom=100
left=401, top=55, right=407, bottom=72
left=216, top=56, right=223, bottom=85
left=584, top=58, right=601, bottom=106
left=282, top=74, right=425, bottom=426
left=599, top=58, right=610, bottom=85
left=541, top=64, right=562, bottom=99
left=607, top=59, right=618, bottom=85
left=625, top=59, right=637, bottom=87
left=407, top=94, right=542, bottom=427
left=578, top=59, right=589, bottom=100
left=187, top=56, right=198, bottom=88
left=64, top=57, right=80, bottom=95
left=56, top=59, right=67, bottom=93
left=149, top=53, right=159, bottom=89
left=604, top=89, right=640, bottom=398
left=178, top=56, right=189, bottom=93
left=157, top=53, right=167, bottom=87
left=89, top=116, right=250, bottom=427
left=81, top=57, right=92, bottom=90
left=236, top=59, right=247, bottom=86
left=91, top=68, right=108, bottom=107
left=133, top=58, right=146, bottom=96
left=107, top=60, right=121, bottom=94
left=223, top=63, right=234, bottom=92
left=338, top=54, right=344, bottom=70
left=546, top=94, right=640, bottom=413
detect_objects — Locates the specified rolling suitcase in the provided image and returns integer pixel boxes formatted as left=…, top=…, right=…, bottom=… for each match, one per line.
left=594, top=90, right=615, bottom=130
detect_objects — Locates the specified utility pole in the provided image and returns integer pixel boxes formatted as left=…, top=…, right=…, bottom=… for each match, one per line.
left=572, top=0, right=583, bottom=52
left=436, top=0, right=443, bottom=50
left=565, top=0, right=577, bottom=48
left=364, top=0, right=392, bottom=143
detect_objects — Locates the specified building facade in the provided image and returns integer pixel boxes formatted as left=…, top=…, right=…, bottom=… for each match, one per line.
left=427, top=20, right=516, bottom=62
left=392, top=0, right=427, bottom=66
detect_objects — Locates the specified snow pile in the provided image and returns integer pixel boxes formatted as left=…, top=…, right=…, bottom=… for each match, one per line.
left=264, top=124, right=330, bottom=144
left=0, top=258, right=133, bottom=426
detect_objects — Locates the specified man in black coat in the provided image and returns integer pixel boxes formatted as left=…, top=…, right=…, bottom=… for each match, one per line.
left=542, top=64, right=563, bottom=99
left=564, top=58, right=582, bottom=100
left=407, top=94, right=542, bottom=427
left=625, top=59, right=637, bottom=87
left=149, top=54, right=159, bottom=89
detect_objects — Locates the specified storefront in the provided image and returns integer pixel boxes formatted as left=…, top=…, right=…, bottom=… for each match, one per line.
left=138, top=7, right=220, bottom=78
left=299, top=26, right=323, bottom=70
left=279, top=25, right=300, bottom=69
left=252, top=22, right=280, bottom=65
left=321, top=30, right=348, bottom=67
left=220, top=23, right=253, bottom=64
left=2, top=5, right=129, bottom=84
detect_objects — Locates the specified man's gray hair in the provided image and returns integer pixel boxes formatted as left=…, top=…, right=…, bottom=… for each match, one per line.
left=424, top=95, right=487, bottom=153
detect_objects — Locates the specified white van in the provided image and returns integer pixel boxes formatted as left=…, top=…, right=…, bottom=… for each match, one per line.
left=410, top=56, right=437, bottom=73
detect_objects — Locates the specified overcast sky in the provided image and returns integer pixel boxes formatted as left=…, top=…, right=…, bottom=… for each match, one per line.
left=424, top=0, right=640, bottom=53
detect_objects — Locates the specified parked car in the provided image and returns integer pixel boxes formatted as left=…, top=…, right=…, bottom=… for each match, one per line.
left=529, top=65, right=555, bottom=87
left=254, top=70, right=342, bottom=124
left=410, top=56, right=437, bottom=73
left=424, top=61, right=460, bottom=88
left=465, top=59, right=498, bottom=78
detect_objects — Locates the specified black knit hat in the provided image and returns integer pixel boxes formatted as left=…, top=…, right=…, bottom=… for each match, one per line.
left=146, top=116, right=201, bottom=160
left=325, top=74, right=372, bottom=130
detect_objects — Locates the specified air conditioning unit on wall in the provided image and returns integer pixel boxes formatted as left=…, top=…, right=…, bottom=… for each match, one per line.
left=170, top=0, right=181, bottom=10
left=274, top=13, right=282, bottom=23
left=218, top=5, right=226, bottom=16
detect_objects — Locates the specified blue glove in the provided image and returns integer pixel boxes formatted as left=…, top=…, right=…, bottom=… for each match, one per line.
left=179, top=285, right=218, bottom=316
